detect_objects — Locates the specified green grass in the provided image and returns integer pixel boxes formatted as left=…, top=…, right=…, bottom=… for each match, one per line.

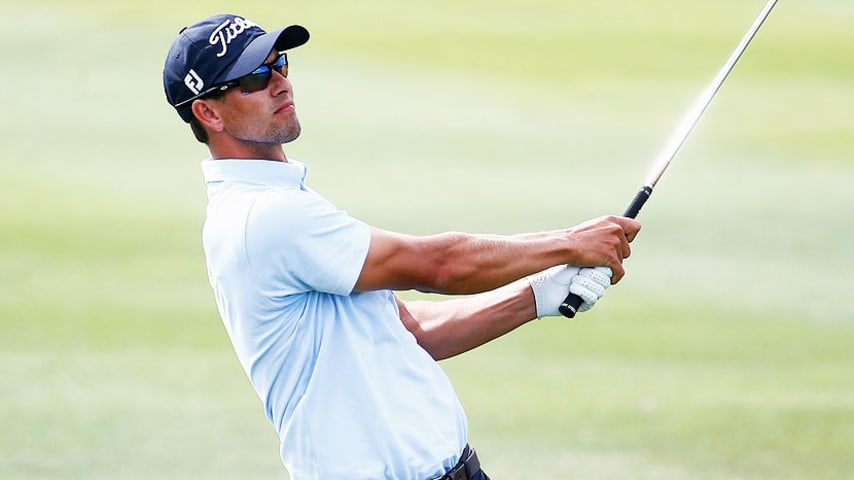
left=2, top=0, right=853, bottom=478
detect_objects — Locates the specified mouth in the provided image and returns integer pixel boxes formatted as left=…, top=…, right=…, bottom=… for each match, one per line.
left=274, top=101, right=295, bottom=115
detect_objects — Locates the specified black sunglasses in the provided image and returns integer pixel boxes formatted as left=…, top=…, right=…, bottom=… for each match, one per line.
left=218, top=53, right=289, bottom=95
left=178, top=53, right=288, bottom=106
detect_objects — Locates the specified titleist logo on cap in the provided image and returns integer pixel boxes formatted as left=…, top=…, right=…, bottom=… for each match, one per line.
left=210, top=16, right=260, bottom=57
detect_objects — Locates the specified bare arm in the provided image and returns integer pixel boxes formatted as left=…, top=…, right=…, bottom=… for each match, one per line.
left=395, top=280, right=538, bottom=360
left=354, top=215, right=641, bottom=294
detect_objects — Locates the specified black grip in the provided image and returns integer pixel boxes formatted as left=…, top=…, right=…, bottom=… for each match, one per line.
left=558, top=185, right=653, bottom=318
left=558, top=294, right=584, bottom=318
left=622, top=185, right=652, bottom=219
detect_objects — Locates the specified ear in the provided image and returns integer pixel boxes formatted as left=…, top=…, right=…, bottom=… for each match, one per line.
left=191, top=98, right=225, bottom=134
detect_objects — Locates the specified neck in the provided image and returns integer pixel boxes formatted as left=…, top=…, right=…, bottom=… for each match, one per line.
left=209, top=138, right=287, bottom=162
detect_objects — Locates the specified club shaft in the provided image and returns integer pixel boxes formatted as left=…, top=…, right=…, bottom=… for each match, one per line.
left=645, top=0, right=779, bottom=188
left=558, top=0, right=779, bottom=319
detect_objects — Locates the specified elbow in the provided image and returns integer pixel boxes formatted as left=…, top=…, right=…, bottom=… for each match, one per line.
left=410, top=232, right=484, bottom=294
left=417, top=258, right=479, bottom=294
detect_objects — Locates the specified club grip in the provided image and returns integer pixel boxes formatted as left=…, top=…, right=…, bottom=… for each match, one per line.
left=557, top=294, right=585, bottom=318
left=622, top=185, right=652, bottom=220
left=558, top=185, right=653, bottom=318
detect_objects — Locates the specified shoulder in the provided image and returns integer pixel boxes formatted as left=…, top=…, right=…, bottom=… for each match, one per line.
left=247, top=187, right=353, bottom=232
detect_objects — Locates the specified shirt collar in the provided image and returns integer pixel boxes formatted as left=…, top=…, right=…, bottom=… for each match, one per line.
left=201, top=159, right=308, bottom=188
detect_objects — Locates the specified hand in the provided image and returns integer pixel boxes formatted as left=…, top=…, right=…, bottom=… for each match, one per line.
left=569, top=267, right=613, bottom=313
left=565, top=216, right=641, bottom=284
left=529, top=265, right=613, bottom=318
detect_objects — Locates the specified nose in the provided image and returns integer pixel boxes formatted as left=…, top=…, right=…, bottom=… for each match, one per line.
left=270, top=69, right=290, bottom=96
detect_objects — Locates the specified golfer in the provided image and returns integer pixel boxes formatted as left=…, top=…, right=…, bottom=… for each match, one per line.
left=163, top=14, right=640, bottom=480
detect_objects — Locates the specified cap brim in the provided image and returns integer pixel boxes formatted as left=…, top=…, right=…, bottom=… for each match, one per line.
left=222, top=25, right=309, bottom=82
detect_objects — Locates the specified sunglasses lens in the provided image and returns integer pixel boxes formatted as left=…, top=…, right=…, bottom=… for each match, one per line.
left=239, top=68, right=272, bottom=93
left=235, top=55, right=289, bottom=93
left=273, top=54, right=288, bottom=77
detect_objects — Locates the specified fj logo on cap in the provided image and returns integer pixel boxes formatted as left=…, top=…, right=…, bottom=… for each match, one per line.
left=184, top=69, right=204, bottom=95
left=209, top=17, right=260, bottom=58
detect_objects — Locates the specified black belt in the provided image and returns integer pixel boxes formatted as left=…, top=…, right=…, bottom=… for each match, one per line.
left=432, top=445, right=481, bottom=480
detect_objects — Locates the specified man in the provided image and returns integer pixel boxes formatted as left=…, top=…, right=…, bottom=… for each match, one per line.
left=163, top=14, right=640, bottom=480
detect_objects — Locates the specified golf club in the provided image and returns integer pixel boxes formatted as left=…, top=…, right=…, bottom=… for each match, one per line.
left=559, top=0, right=780, bottom=318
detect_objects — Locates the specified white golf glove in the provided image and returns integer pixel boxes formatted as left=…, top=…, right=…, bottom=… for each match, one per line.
left=528, top=265, right=613, bottom=318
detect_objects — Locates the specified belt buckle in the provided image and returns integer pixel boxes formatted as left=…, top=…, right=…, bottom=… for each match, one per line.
left=430, top=467, right=465, bottom=480
left=432, top=465, right=466, bottom=480
left=433, top=449, right=473, bottom=480
left=450, top=466, right=468, bottom=480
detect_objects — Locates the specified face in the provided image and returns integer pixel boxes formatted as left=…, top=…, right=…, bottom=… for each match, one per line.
left=215, top=50, right=301, bottom=146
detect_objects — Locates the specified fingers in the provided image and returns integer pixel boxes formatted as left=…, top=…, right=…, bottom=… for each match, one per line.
left=569, top=267, right=612, bottom=313
left=609, top=262, right=625, bottom=284
left=610, top=219, right=632, bottom=284
left=581, top=266, right=613, bottom=286
left=614, top=217, right=639, bottom=283
left=608, top=216, right=640, bottom=259
left=566, top=216, right=641, bottom=285
left=568, top=280, right=600, bottom=313
left=618, top=227, right=632, bottom=260
left=614, top=216, right=642, bottom=243
left=570, top=273, right=606, bottom=301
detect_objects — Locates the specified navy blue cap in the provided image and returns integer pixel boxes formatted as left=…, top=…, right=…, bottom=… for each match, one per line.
left=163, top=14, right=309, bottom=122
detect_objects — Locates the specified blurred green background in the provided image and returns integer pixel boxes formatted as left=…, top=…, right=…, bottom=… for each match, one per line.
left=2, top=0, right=852, bottom=478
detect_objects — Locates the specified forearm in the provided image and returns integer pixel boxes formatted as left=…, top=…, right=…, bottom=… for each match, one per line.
left=396, top=280, right=538, bottom=361
left=405, top=230, right=572, bottom=294
left=356, top=216, right=640, bottom=294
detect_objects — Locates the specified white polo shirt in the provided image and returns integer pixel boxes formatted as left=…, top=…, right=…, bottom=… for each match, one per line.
left=201, top=159, right=467, bottom=480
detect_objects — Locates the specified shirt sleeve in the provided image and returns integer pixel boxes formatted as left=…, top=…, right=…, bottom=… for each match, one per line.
left=243, top=188, right=371, bottom=296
